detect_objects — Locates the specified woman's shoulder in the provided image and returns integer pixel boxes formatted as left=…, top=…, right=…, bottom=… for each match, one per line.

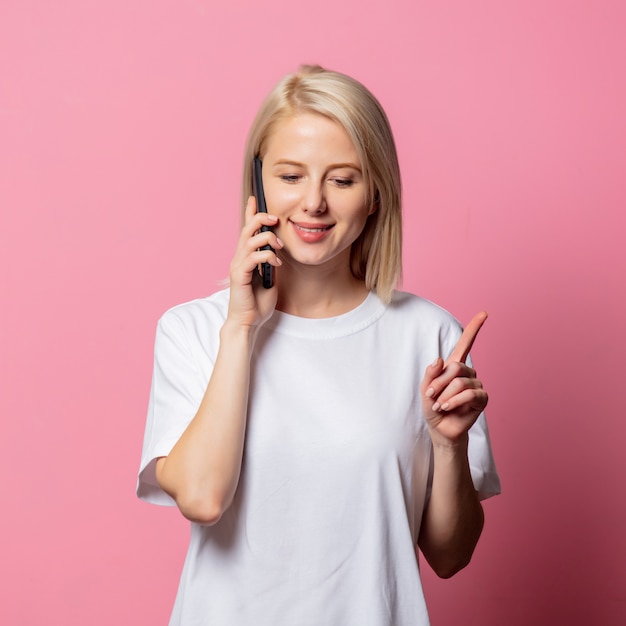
left=388, top=290, right=462, bottom=330
left=386, top=290, right=466, bottom=357
left=157, top=288, right=230, bottom=334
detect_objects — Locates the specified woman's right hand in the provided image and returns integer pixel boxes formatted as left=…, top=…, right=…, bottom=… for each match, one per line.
left=227, top=196, right=283, bottom=329
left=157, top=195, right=283, bottom=525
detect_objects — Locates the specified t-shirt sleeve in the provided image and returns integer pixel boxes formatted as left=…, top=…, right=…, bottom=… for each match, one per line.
left=136, top=309, right=211, bottom=506
left=441, top=320, right=501, bottom=501
left=466, top=398, right=501, bottom=500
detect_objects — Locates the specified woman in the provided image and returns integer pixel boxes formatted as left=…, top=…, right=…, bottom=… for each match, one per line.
left=137, top=64, right=500, bottom=625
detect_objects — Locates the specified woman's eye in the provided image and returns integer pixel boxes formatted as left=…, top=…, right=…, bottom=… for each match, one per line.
left=280, top=174, right=300, bottom=183
left=332, top=178, right=354, bottom=188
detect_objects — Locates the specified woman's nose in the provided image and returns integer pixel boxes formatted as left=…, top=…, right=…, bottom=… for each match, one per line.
left=302, top=183, right=327, bottom=215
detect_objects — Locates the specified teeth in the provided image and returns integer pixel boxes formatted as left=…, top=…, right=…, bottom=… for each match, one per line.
left=295, top=225, right=328, bottom=232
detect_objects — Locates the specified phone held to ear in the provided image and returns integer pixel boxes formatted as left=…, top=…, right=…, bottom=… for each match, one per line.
left=252, top=157, right=274, bottom=289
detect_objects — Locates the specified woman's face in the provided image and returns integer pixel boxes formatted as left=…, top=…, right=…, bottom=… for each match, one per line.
left=261, top=112, right=374, bottom=274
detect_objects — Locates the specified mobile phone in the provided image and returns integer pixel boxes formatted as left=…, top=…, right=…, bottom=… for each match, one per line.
left=252, top=157, right=274, bottom=289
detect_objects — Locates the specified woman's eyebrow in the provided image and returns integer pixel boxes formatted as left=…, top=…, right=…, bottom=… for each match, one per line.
left=273, top=159, right=361, bottom=171
left=272, top=159, right=305, bottom=167
left=329, top=162, right=361, bottom=172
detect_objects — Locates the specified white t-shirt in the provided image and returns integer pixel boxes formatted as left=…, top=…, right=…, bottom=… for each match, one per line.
left=137, top=289, right=500, bottom=626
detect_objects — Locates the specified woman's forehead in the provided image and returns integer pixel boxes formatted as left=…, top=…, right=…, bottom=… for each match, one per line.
left=263, top=113, right=359, bottom=164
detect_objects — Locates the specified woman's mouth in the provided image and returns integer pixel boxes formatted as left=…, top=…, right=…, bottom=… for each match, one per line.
left=290, top=221, right=334, bottom=242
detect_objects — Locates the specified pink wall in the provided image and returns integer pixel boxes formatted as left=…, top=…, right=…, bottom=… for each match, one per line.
left=2, top=1, right=624, bottom=624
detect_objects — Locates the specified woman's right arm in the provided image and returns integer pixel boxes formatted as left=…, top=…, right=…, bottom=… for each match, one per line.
left=155, top=198, right=282, bottom=525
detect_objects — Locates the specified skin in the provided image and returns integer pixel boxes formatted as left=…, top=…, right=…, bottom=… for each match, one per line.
left=155, top=113, right=489, bottom=579
left=418, top=312, right=489, bottom=577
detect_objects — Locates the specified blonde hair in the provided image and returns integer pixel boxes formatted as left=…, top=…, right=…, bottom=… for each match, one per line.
left=241, top=65, right=402, bottom=303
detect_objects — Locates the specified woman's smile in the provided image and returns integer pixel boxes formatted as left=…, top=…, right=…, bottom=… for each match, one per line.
left=290, top=219, right=335, bottom=242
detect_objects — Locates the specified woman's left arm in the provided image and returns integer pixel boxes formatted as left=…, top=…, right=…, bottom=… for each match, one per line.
left=417, top=313, right=489, bottom=578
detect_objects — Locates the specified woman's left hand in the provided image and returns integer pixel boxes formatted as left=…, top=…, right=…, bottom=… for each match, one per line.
left=421, top=312, right=489, bottom=447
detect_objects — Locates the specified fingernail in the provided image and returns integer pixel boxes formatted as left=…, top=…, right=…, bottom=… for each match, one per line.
left=432, top=402, right=441, bottom=412
left=276, top=237, right=284, bottom=247
left=268, top=214, right=278, bottom=221
left=441, top=402, right=449, bottom=411
left=432, top=357, right=441, bottom=368
left=425, top=387, right=435, bottom=398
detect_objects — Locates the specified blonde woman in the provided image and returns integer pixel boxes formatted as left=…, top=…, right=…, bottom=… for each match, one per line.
left=138, top=65, right=500, bottom=625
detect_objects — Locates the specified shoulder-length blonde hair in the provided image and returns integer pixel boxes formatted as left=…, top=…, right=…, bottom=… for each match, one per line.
left=241, top=65, right=402, bottom=303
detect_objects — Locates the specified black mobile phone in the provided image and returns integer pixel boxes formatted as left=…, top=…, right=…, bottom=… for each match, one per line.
left=252, top=157, right=274, bottom=289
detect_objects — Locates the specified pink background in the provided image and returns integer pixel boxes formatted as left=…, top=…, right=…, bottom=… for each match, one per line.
left=2, top=1, right=624, bottom=624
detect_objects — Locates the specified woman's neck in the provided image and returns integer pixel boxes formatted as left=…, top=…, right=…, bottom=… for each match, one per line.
left=275, top=262, right=369, bottom=318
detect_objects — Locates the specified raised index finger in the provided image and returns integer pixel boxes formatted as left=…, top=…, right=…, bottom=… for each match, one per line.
left=446, top=311, right=488, bottom=365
